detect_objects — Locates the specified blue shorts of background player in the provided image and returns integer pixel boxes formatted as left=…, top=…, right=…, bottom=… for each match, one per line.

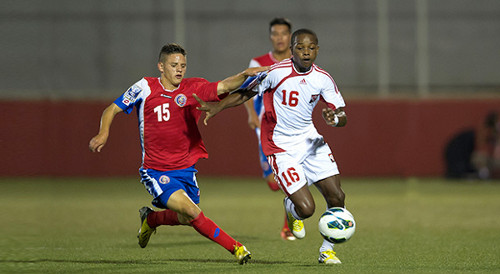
left=139, top=165, right=200, bottom=209
left=256, top=128, right=274, bottom=178
left=253, top=95, right=278, bottom=191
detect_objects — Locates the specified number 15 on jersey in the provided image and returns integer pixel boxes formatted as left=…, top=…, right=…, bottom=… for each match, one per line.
left=154, top=103, right=170, bottom=122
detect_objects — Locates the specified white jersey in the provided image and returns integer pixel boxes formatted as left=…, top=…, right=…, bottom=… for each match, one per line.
left=254, top=58, right=345, bottom=157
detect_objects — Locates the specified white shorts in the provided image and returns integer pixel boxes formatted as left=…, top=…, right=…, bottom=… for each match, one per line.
left=267, top=140, right=339, bottom=196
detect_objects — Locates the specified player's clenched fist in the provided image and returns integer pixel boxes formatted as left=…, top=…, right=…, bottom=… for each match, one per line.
left=89, top=133, right=108, bottom=152
left=322, top=108, right=346, bottom=127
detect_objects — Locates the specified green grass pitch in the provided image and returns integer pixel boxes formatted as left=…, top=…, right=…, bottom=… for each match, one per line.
left=1, top=177, right=499, bottom=273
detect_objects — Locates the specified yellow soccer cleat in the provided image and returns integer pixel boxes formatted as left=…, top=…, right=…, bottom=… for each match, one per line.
left=318, top=250, right=342, bottom=264
left=286, top=212, right=305, bottom=239
left=137, top=207, right=156, bottom=248
left=283, top=198, right=306, bottom=239
left=233, top=245, right=251, bottom=265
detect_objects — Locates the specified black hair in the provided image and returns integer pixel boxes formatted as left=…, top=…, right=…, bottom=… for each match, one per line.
left=291, top=29, right=318, bottom=46
left=159, top=43, right=187, bottom=62
left=269, top=17, right=292, bottom=33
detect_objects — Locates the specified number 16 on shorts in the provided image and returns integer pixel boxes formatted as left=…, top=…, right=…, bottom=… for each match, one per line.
left=268, top=154, right=307, bottom=196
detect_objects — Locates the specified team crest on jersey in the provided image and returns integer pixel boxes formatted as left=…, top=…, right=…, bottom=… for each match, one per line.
left=329, top=153, right=335, bottom=163
left=122, top=85, right=142, bottom=105
left=309, top=94, right=320, bottom=103
left=175, top=94, right=187, bottom=107
left=159, top=175, right=170, bottom=185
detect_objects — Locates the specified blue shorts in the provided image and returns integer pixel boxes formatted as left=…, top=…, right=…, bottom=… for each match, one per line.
left=139, top=165, right=200, bottom=209
left=254, top=127, right=274, bottom=179
left=258, top=141, right=274, bottom=178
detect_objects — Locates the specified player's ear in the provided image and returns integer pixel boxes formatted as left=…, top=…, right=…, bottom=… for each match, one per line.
left=158, top=62, right=164, bottom=73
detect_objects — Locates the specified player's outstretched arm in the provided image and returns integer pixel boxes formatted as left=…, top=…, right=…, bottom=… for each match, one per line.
left=216, top=66, right=269, bottom=95
left=194, top=90, right=256, bottom=125
left=89, top=103, right=123, bottom=152
left=322, top=107, right=347, bottom=127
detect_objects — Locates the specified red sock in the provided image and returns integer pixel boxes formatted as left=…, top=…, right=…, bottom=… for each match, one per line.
left=283, top=212, right=289, bottom=229
left=147, top=209, right=181, bottom=228
left=190, top=211, right=241, bottom=253
left=267, top=180, right=280, bottom=191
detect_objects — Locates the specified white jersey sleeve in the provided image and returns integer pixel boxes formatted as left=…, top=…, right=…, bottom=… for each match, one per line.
left=316, top=67, right=345, bottom=110
left=113, top=78, right=150, bottom=114
left=254, top=68, right=275, bottom=96
left=249, top=59, right=261, bottom=68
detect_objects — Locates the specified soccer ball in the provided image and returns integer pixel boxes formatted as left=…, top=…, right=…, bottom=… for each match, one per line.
left=318, top=207, right=356, bottom=244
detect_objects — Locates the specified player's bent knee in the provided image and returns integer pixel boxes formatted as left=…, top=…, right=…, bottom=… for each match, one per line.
left=295, top=201, right=315, bottom=219
left=299, top=209, right=315, bottom=219
left=177, top=213, right=194, bottom=225
left=178, top=205, right=201, bottom=222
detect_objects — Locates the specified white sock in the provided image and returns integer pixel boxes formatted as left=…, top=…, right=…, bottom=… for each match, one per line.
left=284, top=197, right=303, bottom=220
left=319, top=239, right=335, bottom=252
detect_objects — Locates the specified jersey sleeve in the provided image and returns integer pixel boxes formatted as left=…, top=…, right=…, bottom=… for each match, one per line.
left=248, top=59, right=261, bottom=68
left=253, top=70, right=273, bottom=96
left=188, top=78, right=220, bottom=102
left=113, top=78, right=147, bottom=114
left=253, top=73, right=273, bottom=96
left=320, top=75, right=346, bottom=110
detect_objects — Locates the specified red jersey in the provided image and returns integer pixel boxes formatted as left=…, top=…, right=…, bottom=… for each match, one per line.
left=249, top=51, right=279, bottom=68
left=114, top=77, right=220, bottom=171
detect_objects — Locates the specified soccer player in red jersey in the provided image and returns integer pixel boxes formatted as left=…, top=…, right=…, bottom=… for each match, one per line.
left=89, top=43, right=268, bottom=264
left=243, top=18, right=296, bottom=241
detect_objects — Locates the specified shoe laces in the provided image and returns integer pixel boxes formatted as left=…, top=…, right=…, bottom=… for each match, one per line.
left=322, top=250, right=336, bottom=257
left=292, top=220, right=303, bottom=231
left=234, top=245, right=246, bottom=256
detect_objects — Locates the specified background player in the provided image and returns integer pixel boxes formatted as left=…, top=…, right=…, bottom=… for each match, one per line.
left=195, top=29, right=349, bottom=264
left=244, top=17, right=295, bottom=241
left=472, top=111, right=500, bottom=179
left=89, top=43, right=268, bottom=264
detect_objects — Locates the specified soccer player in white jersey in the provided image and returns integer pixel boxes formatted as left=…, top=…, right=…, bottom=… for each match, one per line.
left=244, top=17, right=296, bottom=241
left=89, top=43, right=268, bottom=264
left=195, top=29, right=348, bottom=264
